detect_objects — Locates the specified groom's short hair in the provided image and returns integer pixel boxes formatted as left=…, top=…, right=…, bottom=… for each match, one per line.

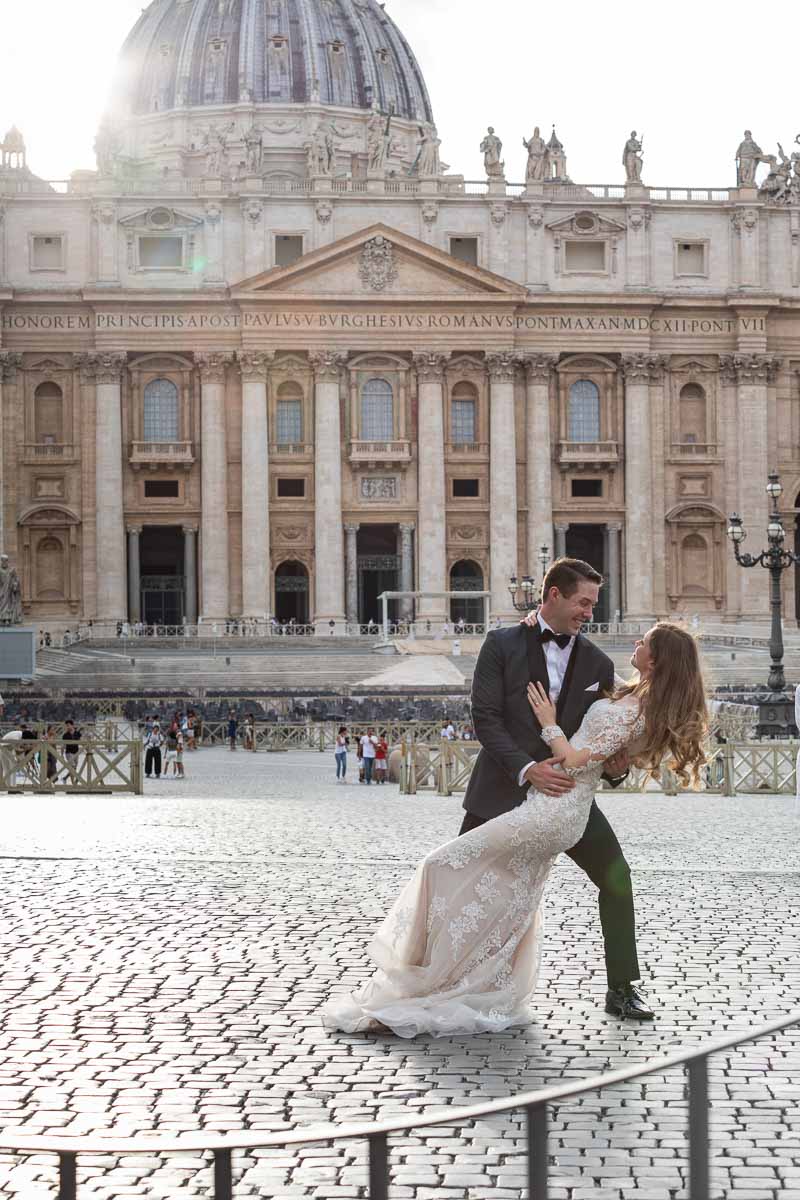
left=543, top=557, right=603, bottom=599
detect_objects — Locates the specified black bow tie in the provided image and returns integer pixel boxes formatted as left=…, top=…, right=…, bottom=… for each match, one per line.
left=539, top=628, right=572, bottom=650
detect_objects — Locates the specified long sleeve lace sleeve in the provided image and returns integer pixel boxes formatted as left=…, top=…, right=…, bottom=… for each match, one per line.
left=580, top=702, right=642, bottom=761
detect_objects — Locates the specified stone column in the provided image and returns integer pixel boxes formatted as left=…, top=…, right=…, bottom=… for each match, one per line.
left=487, top=353, right=519, bottom=620
left=91, top=352, right=128, bottom=621
left=525, top=205, right=546, bottom=291
left=732, top=208, right=760, bottom=289
left=197, top=352, right=234, bottom=622
left=0, top=352, right=22, bottom=557
left=606, top=523, right=622, bottom=622
left=91, top=201, right=119, bottom=284
left=555, top=523, right=569, bottom=560
left=311, top=352, right=347, bottom=630
left=127, top=526, right=141, bottom=623
left=183, top=525, right=198, bottom=625
left=719, top=357, right=742, bottom=621
left=413, top=353, right=449, bottom=623
left=622, top=354, right=656, bottom=620
left=345, top=522, right=360, bottom=626
left=521, top=354, right=557, bottom=575
left=724, top=353, right=781, bottom=617
left=203, top=203, right=224, bottom=284
left=239, top=352, right=272, bottom=620
left=400, top=522, right=415, bottom=621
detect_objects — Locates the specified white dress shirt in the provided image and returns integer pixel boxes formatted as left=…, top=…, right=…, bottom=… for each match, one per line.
left=518, top=614, right=576, bottom=787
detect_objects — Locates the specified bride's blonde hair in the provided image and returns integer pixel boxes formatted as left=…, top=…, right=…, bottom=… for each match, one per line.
left=615, top=622, right=708, bottom=787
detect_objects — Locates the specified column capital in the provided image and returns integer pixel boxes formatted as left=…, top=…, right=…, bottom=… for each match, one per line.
left=554, top=522, right=570, bottom=532
left=621, top=352, right=663, bottom=382
left=344, top=522, right=360, bottom=535
left=0, top=351, right=22, bottom=382
left=77, top=351, right=127, bottom=384
left=310, top=350, right=348, bottom=380
left=238, top=350, right=275, bottom=379
left=196, top=351, right=235, bottom=382
left=519, top=352, right=558, bottom=382
left=606, top=522, right=624, bottom=533
left=719, top=353, right=782, bottom=384
left=399, top=522, right=416, bottom=535
left=126, top=524, right=143, bottom=536
left=486, top=351, right=517, bottom=382
left=413, top=352, right=449, bottom=381
left=182, top=524, right=199, bottom=536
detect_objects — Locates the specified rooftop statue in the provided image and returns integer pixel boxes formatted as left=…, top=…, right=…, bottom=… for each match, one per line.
left=480, top=127, right=505, bottom=179
left=367, top=103, right=394, bottom=172
left=0, top=555, right=22, bottom=626
left=622, top=131, right=644, bottom=183
left=523, top=126, right=548, bottom=182
left=736, top=130, right=766, bottom=187
left=415, top=122, right=442, bottom=177
left=244, top=124, right=263, bottom=175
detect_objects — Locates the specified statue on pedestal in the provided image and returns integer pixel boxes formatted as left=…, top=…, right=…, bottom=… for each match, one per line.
left=94, top=121, right=123, bottom=177
left=480, top=126, right=505, bottom=179
left=367, top=103, right=393, bottom=172
left=306, top=122, right=336, bottom=176
left=523, top=127, right=548, bottom=183
left=244, top=124, right=263, bottom=175
left=622, top=131, right=644, bottom=183
left=0, top=555, right=22, bottom=626
left=415, top=122, right=441, bottom=177
left=736, top=130, right=765, bottom=187
left=204, top=128, right=228, bottom=177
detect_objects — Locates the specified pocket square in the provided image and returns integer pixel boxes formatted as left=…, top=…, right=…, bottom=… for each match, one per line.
left=585, top=682, right=600, bottom=693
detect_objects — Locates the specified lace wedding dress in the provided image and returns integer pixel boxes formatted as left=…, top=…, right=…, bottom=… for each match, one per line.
left=322, top=697, right=645, bottom=1038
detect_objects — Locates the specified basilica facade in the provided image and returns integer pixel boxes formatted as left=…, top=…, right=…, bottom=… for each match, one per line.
left=1, top=0, right=799, bottom=631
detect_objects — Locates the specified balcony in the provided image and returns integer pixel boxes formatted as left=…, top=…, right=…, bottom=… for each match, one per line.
left=447, top=441, right=489, bottom=459
left=130, top=441, right=195, bottom=471
left=269, top=442, right=313, bottom=459
left=22, top=443, right=76, bottom=464
left=349, top=439, right=412, bottom=468
left=557, top=441, right=619, bottom=469
left=671, top=442, right=718, bottom=458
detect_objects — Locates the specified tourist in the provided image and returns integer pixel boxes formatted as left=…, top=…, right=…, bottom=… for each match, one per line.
left=244, top=714, right=255, bottom=751
left=164, top=725, right=183, bottom=778
left=41, top=725, right=58, bottom=785
left=61, top=720, right=82, bottom=783
left=441, top=719, right=455, bottom=741
left=374, top=732, right=389, bottom=784
left=335, top=726, right=349, bottom=781
left=359, top=728, right=377, bottom=784
left=227, top=710, right=238, bottom=751
left=144, top=721, right=164, bottom=779
left=186, top=710, right=197, bottom=750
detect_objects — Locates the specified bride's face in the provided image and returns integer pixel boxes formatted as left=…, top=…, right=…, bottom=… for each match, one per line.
left=631, top=632, right=655, bottom=676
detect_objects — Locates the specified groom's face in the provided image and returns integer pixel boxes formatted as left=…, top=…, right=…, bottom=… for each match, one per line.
left=547, top=582, right=600, bottom=636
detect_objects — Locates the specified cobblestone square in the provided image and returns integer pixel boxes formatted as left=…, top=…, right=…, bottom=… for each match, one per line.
left=0, top=748, right=799, bottom=1198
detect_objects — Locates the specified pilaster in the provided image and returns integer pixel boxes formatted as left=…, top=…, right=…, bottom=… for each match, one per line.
left=413, top=352, right=449, bottom=623
left=486, top=352, right=519, bottom=619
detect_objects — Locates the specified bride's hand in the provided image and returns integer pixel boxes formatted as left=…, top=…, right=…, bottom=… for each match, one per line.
left=527, top=681, right=556, bottom=726
left=520, top=609, right=538, bottom=627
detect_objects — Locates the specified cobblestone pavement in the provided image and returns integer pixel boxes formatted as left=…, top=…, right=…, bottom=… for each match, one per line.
left=1, top=748, right=799, bottom=1198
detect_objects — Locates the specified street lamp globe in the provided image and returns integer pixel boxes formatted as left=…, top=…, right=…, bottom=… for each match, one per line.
left=766, top=473, right=783, bottom=502
left=727, top=514, right=745, bottom=544
left=768, top=518, right=786, bottom=542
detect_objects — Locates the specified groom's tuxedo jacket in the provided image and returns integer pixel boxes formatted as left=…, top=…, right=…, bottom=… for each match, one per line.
left=463, top=623, right=616, bottom=821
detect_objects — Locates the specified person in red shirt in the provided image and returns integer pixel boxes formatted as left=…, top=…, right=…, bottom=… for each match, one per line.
left=374, top=732, right=389, bottom=785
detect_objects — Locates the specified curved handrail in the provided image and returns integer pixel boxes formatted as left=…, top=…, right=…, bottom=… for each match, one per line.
left=1, top=1009, right=798, bottom=1156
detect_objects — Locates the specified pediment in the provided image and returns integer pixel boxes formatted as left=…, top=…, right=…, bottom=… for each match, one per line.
left=546, top=210, right=626, bottom=236
left=670, top=357, right=716, bottom=373
left=119, top=207, right=204, bottom=230
left=27, top=357, right=71, bottom=372
left=233, top=224, right=526, bottom=301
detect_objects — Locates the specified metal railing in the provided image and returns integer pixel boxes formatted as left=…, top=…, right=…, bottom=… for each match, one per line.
left=0, top=738, right=143, bottom=794
left=1, top=1009, right=797, bottom=1199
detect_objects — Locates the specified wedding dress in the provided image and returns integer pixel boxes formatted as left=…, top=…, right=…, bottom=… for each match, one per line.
left=322, top=697, right=645, bottom=1038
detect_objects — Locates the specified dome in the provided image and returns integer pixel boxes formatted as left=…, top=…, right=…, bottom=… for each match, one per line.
left=111, top=0, right=433, bottom=123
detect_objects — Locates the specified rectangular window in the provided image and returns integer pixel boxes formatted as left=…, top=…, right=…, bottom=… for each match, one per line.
left=449, top=237, right=479, bottom=266
left=138, top=236, right=184, bottom=269
left=275, top=235, right=304, bottom=266
left=571, top=479, right=603, bottom=498
left=144, top=480, right=180, bottom=499
left=564, top=240, right=606, bottom=273
left=675, top=241, right=707, bottom=276
left=277, top=477, right=305, bottom=498
left=276, top=400, right=303, bottom=444
left=31, top=236, right=65, bottom=271
left=453, top=478, right=479, bottom=498
left=451, top=399, right=476, bottom=444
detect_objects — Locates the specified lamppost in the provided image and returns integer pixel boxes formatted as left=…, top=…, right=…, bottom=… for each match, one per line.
left=508, top=546, right=551, bottom=614
left=727, top=472, right=798, bottom=692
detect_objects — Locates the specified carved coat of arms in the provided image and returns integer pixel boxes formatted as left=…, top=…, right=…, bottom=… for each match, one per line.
left=359, top=235, right=398, bottom=292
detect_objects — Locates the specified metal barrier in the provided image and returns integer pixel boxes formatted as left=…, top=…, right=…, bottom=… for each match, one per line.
left=0, top=739, right=143, bottom=794
left=0, top=1009, right=797, bottom=1199
left=399, top=739, right=799, bottom=797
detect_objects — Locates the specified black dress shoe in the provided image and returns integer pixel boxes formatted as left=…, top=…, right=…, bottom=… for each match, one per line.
left=605, top=983, right=655, bottom=1021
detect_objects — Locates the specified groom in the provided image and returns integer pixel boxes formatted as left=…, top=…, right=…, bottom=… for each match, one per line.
left=461, top=557, right=654, bottom=1020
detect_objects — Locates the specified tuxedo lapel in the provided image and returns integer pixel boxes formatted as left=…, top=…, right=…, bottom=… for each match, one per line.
left=557, top=635, right=597, bottom=733
left=524, top=624, right=548, bottom=689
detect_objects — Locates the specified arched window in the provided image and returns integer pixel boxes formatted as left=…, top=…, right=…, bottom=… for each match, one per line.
left=275, top=381, right=303, bottom=445
left=361, top=378, right=394, bottom=441
left=680, top=533, right=710, bottom=595
left=568, top=379, right=601, bottom=442
left=679, top=383, right=707, bottom=446
left=34, top=382, right=63, bottom=444
left=450, top=559, right=485, bottom=626
left=451, top=381, right=478, bottom=445
left=143, top=378, right=179, bottom=442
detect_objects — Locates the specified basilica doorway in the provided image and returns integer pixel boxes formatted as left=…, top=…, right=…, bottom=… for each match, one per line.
left=565, top=525, right=609, bottom=622
left=357, top=525, right=400, bottom=625
left=450, top=560, right=485, bottom=626
left=140, top=526, right=185, bottom=626
left=275, top=561, right=310, bottom=625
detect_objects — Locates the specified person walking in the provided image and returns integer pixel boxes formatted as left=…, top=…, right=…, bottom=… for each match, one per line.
left=61, top=719, right=81, bottom=784
left=144, top=721, right=164, bottom=779
left=186, top=710, right=197, bottom=750
left=42, top=725, right=58, bottom=786
left=244, top=714, right=255, bottom=752
left=360, top=728, right=377, bottom=785
left=164, top=725, right=180, bottom=778
left=335, top=726, right=349, bottom=782
left=227, top=711, right=238, bottom=751
left=374, top=732, right=389, bottom=784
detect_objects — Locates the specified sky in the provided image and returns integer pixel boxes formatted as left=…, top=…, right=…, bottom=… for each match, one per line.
left=0, top=0, right=794, bottom=187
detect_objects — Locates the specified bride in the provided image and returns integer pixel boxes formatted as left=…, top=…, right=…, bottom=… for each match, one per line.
left=322, top=623, right=708, bottom=1038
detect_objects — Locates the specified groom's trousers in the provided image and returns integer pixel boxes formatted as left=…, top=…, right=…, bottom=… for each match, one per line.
left=459, top=800, right=640, bottom=987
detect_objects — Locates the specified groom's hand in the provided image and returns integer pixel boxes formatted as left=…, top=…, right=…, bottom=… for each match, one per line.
left=523, top=757, right=574, bottom=796
left=604, top=749, right=630, bottom=778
